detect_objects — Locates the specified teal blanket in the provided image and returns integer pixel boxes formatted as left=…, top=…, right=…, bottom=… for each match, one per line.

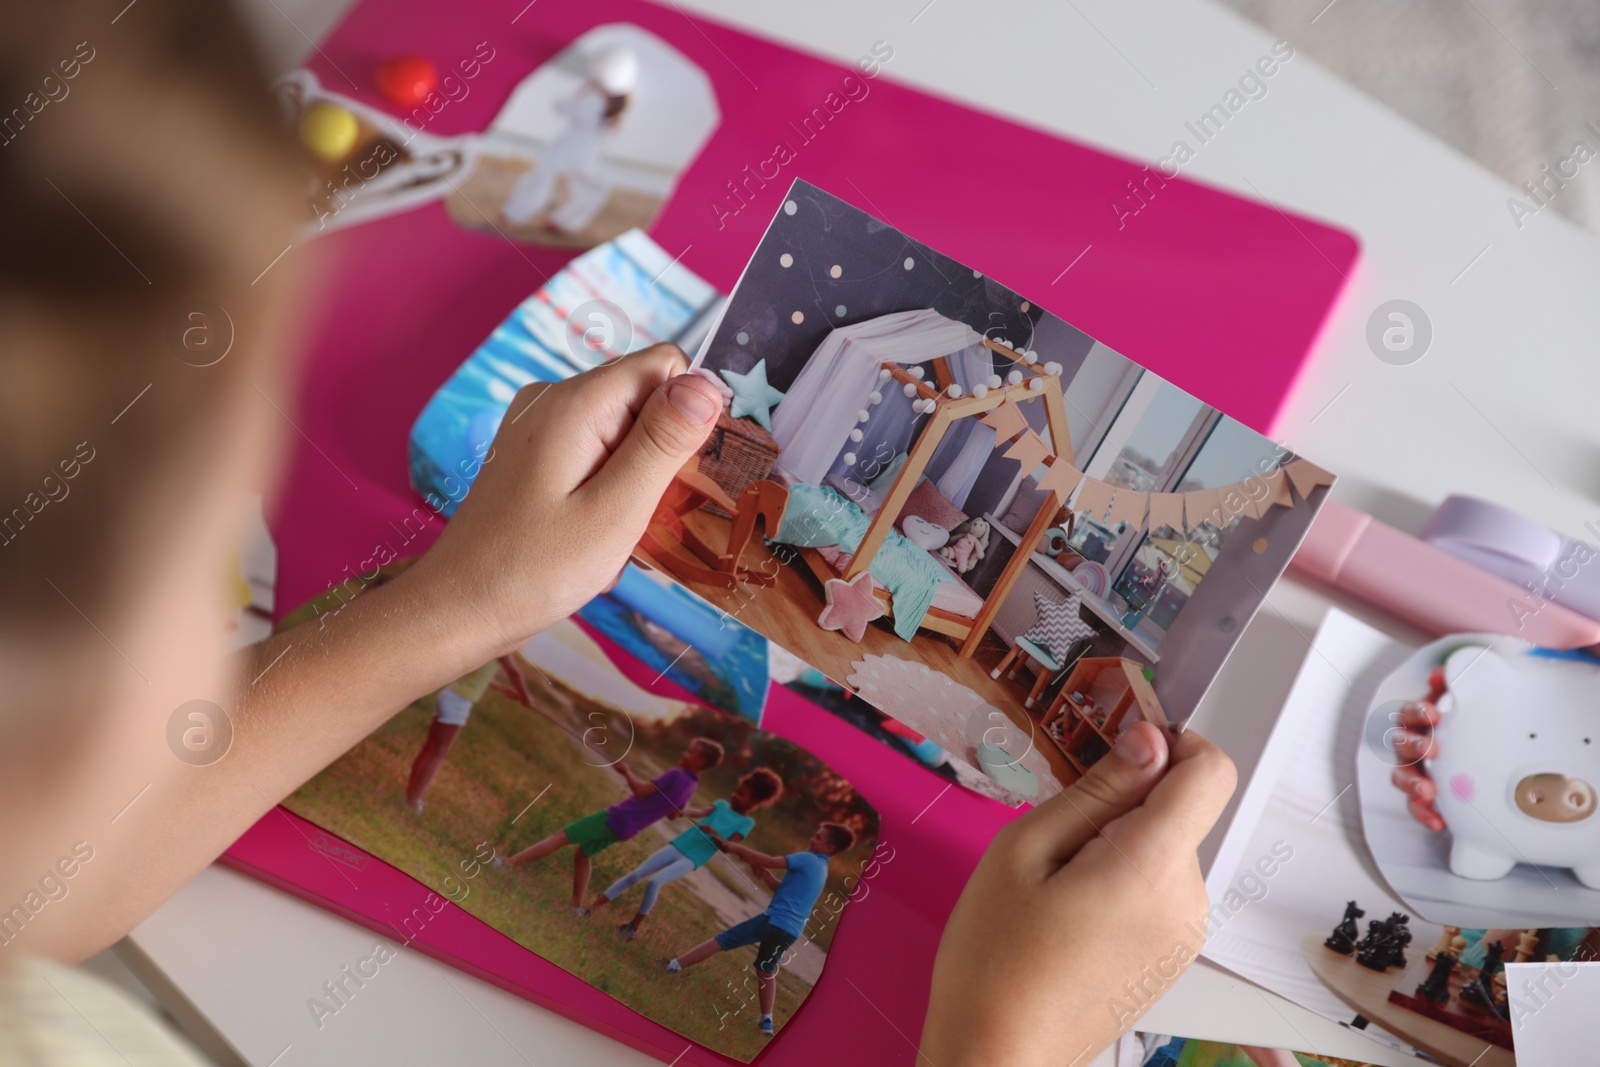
left=774, top=483, right=953, bottom=641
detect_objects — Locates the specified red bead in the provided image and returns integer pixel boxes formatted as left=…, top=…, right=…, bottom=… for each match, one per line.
left=375, top=55, right=438, bottom=107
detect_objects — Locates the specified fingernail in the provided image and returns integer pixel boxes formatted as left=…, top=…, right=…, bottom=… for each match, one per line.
left=668, top=378, right=719, bottom=424
left=1113, top=725, right=1158, bottom=769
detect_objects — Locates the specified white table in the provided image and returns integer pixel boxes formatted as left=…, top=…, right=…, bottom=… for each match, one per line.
left=126, top=0, right=1600, bottom=1064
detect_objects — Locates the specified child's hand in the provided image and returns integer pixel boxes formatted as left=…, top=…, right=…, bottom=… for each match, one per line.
left=412, top=345, right=721, bottom=659
left=1388, top=698, right=1444, bottom=832
left=920, top=722, right=1236, bottom=1067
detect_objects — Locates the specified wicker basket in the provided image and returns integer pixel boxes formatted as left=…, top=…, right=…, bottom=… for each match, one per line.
left=697, top=411, right=780, bottom=517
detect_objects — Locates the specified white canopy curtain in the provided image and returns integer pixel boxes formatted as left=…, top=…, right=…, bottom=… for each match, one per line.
left=768, top=309, right=996, bottom=505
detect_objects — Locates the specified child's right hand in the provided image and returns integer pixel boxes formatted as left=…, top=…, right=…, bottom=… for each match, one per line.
left=920, top=722, right=1236, bottom=1067
left=408, top=344, right=721, bottom=667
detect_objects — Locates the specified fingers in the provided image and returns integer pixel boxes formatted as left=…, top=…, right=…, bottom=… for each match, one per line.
left=1408, top=797, right=1446, bottom=832
left=1393, top=764, right=1444, bottom=830
left=1096, top=729, right=1237, bottom=870
left=572, top=343, right=716, bottom=515
left=1397, top=699, right=1440, bottom=730
left=579, top=368, right=720, bottom=511
left=567, top=344, right=694, bottom=467
left=1390, top=727, right=1437, bottom=766
left=1391, top=763, right=1434, bottom=800
left=1010, top=720, right=1170, bottom=865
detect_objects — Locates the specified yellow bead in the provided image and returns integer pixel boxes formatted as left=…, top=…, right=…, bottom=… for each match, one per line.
left=298, top=102, right=359, bottom=162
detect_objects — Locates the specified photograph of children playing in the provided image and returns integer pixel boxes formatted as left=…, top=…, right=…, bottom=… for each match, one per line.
left=278, top=563, right=879, bottom=1062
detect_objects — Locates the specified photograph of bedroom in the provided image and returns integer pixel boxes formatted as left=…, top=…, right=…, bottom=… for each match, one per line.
left=636, top=180, right=1332, bottom=796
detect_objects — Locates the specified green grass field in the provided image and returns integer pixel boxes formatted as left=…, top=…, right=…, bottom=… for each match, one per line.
left=284, top=684, right=814, bottom=1061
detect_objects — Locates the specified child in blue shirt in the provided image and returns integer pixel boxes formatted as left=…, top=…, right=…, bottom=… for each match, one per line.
left=589, top=767, right=783, bottom=940
left=661, top=821, right=856, bottom=1036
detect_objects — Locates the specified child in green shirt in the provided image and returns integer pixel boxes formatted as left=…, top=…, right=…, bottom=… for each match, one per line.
left=588, top=767, right=783, bottom=940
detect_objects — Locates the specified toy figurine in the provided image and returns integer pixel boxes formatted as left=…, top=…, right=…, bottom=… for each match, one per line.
left=1427, top=925, right=1461, bottom=962
left=1460, top=940, right=1508, bottom=1019
left=1356, top=913, right=1411, bottom=971
left=1512, top=928, right=1541, bottom=964
left=1383, top=912, right=1412, bottom=968
left=1353, top=915, right=1390, bottom=968
left=1353, top=917, right=1384, bottom=957
left=1325, top=901, right=1365, bottom=954
left=501, top=46, right=638, bottom=234
left=1416, top=952, right=1457, bottom=1004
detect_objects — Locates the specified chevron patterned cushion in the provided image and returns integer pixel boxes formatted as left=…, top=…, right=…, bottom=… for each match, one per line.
left=1021, top=590, right=1098, bottom=662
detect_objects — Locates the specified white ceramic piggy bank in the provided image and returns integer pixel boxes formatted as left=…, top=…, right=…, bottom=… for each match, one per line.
left=1429, top=643, right=1600, bottom=887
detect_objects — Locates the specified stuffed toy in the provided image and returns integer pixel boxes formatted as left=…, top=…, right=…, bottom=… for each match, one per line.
left=939, top=517, right=990, bottom=574
left=901, top=514, right=950, bottom=551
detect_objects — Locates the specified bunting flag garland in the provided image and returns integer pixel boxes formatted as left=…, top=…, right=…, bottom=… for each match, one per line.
left=1002, top=429, right=1050, bottom=475
left=1075, top=478, right=1115, bottom=522
left=1036, top=458, right=1083, bottom=503
left=1106, top=488, right=1149, bottom=529
left=1238, top=487, right=1274, bottom=521
left=1262, top=466, right=1295, bottom=508
left=980, top=398, right=1029, bottom=441
left=977, top=398, right=1329, bottom=537
left=1183, top=488, right=1223, bottom=533
left=1147, top=491, right=1185, bottom=533
left=1284, top=458, right=1335, bottom=500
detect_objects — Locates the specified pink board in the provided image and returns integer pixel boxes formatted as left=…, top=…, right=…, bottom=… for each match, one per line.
left=231, top=0, right=1360, bottom=1062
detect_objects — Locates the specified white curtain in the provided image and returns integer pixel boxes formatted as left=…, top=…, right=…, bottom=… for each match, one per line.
left=929, top=342, right=998, bottom=507
left=769, top=309, right=989, bottom=493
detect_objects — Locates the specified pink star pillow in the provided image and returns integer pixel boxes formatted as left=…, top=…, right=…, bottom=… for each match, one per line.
left=817, top=572, right=887, bottom=642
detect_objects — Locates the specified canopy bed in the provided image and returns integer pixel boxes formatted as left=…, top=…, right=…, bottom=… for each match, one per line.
left=717, top=308, right=1082, bottom=659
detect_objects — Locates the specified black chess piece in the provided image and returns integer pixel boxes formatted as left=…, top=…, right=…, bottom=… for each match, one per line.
left=1356, top=916, right=1396, bottom=970
left=1325, top=901, right=1365, bottom=955
left=1384, top=913, right=1413, bottom=969
left=1416, top=952, right=1456, bottom=1004
left=1460, top=940, right=1507, bottom=1016
left=1354, top=917, right=1383, bottom=954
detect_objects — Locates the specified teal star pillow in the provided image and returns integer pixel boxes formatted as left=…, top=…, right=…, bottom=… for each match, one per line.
left=718, top=359, right=786, bottom=432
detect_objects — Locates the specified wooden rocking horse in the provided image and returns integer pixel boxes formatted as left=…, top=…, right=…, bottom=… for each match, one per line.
left=636, top=461, right=788, bottom=590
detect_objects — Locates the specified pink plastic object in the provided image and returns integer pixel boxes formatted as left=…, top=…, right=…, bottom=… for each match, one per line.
left=1290, top=499, right=1600, bottom=648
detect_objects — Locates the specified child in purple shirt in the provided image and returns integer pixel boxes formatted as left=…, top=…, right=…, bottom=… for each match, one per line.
left=498, top=737, right=723, bottom=912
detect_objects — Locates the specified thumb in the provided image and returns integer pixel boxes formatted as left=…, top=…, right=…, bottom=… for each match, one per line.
left=582, top=371, right=721, bottom=513
left=1010, top=720, right=1170, bottom=866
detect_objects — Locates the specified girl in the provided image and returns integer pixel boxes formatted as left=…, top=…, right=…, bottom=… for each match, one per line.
left=589, top=766, right=784, bottom=940
left=0, top=3, right=1234, bottom=1063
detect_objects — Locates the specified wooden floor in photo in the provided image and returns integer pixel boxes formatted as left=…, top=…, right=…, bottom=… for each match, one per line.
left=638, top=507, right=1083, bottom=791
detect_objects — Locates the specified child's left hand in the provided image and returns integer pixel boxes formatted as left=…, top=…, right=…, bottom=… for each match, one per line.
left=921, top=723, right=1236, bottom=1067
left=410, top=345, right=722, bottom=664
